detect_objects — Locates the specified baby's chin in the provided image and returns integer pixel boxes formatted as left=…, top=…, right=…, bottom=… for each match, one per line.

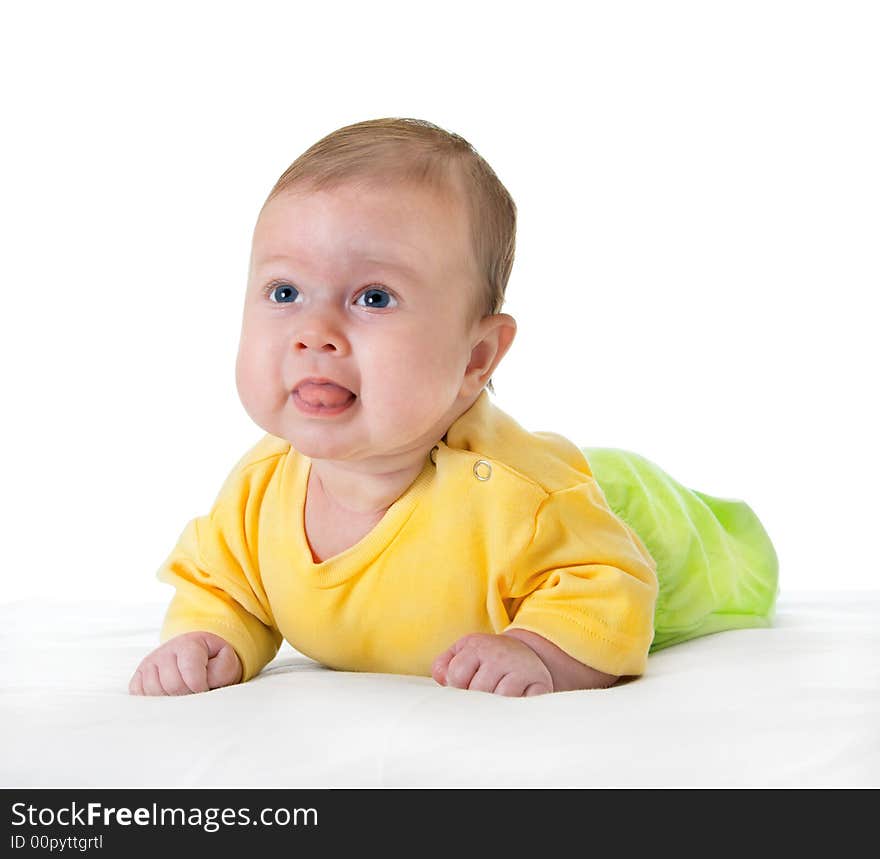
left=261, top=412, right=369, bottom=458
left=245, top=394, right=444, bottom=459
left=279, top=426, right=435, bottom=469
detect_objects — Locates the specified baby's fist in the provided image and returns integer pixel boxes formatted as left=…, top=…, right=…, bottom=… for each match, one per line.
left=129, top=631, right=242, bottom=696
left=431, top=632, right=553, bottom=697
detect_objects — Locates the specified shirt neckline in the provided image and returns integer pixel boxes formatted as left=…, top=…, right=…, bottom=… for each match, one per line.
left=281, top=444, right=439, bottom=585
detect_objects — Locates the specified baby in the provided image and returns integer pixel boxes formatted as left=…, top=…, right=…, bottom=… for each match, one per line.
left=130, top=117, right=775, bottom=699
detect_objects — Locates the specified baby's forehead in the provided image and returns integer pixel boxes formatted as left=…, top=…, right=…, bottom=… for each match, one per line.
left=251, top=181, right=472, bottom=270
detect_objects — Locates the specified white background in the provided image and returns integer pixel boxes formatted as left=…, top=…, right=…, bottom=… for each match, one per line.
left=2, top=1, right=877, bottom=602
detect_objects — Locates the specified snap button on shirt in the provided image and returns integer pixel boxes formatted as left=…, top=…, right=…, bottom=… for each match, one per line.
left=473, top=459, right=492, bottom=481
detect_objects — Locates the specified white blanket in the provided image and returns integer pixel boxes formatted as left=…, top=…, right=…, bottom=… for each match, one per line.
left=2, top=591, right=878, bottom=787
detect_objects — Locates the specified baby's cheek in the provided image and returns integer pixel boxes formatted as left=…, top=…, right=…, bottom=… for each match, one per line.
left=235, top=351, right=260, bottom=402
left=235, top=345, right=284, bottom=418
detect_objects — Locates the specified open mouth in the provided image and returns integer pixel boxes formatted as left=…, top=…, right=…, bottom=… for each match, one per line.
left=292, top=383, right=357, bottom=416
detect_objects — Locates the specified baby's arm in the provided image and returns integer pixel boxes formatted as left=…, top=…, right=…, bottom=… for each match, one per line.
left=136, top=438, right=289, bottom=695
left=432, top=476, right=657, bottom=697
left=502, top=628, right=619, bottom=690
left=129, top=631, right=242, bottom=696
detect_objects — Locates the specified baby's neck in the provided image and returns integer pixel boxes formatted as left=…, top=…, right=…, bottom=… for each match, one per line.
left=308, top=455, right=430, bottom=517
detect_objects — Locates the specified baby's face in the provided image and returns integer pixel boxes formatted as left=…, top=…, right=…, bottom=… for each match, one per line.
left=237, top=178, right=489, bottom=465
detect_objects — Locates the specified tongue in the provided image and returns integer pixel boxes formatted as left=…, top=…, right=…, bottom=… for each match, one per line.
left=297, top=383, right=353, bottom=407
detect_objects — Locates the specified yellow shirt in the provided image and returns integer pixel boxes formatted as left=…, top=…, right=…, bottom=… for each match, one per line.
left=157, top=390, right=658, bottom=681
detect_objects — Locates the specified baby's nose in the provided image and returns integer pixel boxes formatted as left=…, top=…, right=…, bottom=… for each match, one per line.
left=293, top=318, right=348, bottom=353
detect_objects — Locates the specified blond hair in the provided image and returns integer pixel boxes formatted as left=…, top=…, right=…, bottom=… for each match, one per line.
left=261, top=117, right=516, bottom=395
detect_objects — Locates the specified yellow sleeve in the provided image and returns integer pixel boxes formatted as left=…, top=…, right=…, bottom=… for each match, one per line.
left=503, top=480, right=659, bottom=677
left=156, top=437, right=286, bottom=682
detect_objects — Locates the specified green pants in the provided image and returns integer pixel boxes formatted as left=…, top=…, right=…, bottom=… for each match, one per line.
left=582, top=448, right=780, bottom=653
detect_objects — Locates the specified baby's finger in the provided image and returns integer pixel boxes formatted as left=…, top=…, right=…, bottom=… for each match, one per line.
left=176, top=642, right=211, bottom=693
left=128, top=668, right=144, bottom=696
left=155, top=652, right=192, bottom=696
left=467, top=662, right=505, bottom=694
left=205, top=644, right=241, bottom=690
left=523, top=680, right=552, bottom=697
left=445, top=649, right=481, bottom=690
left=431, top=648, right=454, bottom=685
left=139, top=661, right=168, bottom=696
left=492, top=672, right=530, bottom=697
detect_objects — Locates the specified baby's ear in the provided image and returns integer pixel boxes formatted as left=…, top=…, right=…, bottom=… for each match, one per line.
left=465, top=313, right=517, bottom=390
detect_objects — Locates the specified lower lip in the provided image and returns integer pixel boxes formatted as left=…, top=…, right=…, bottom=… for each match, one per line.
left=292, top=388, right=357, bottom=417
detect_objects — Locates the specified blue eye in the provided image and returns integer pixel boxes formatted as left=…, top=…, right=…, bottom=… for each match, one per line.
left=355, top=287, right=396, bottom=309
left=264, top=282, right=298, bottom=303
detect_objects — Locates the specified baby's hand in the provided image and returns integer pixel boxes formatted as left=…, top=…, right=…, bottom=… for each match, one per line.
left=129, top=631, right=242, bottom=696
left=431, top=633, right=553, bottom=697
